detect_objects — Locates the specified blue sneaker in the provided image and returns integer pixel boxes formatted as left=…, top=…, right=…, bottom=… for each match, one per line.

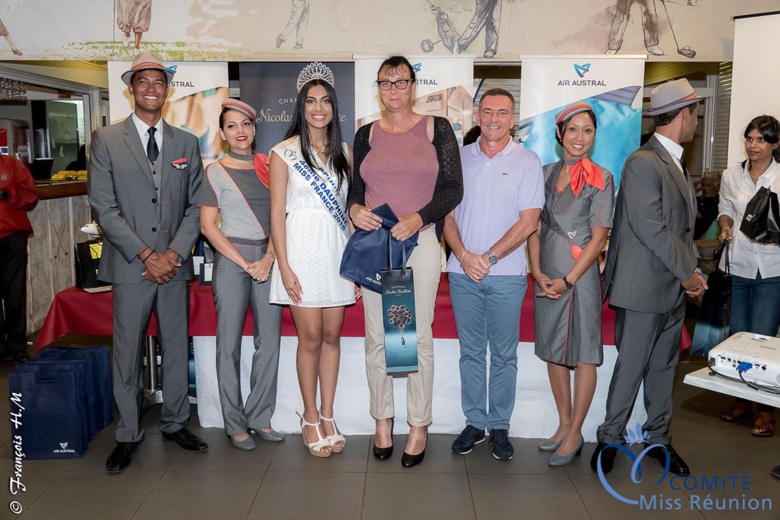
left=489, top=429, right=514, bottom=460
left=451, top=425, right=485, bottom=455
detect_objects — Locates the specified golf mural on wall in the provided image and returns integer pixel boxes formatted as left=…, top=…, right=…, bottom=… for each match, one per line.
left=604, top=0, right=697, bottom=58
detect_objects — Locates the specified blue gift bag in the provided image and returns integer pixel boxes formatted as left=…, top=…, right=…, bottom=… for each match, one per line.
left=340, top=203, right=418, bottom=293
left=9, top=371, right=88, bottom=459
left=381, top=236, right=419, bottom=373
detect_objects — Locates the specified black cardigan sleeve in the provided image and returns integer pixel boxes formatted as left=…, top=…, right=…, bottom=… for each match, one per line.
left=347, top=116, right=463, bottom=240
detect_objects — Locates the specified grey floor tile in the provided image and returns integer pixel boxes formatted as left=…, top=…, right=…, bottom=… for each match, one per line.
left=363, top=472, right=474, bottom=520
left=248, top=471, right=365, bottom=520
left=735, top=436, right=780, bottom=474
left=471, top=474, right=588, bottom=520
left=267, top=434, right=369, bottom=473
left=18, top=470, right=163, bottom=520
left=571, top=472, right=704, bottom=519
left=366, top=434, right=467, bottom=473
left=671, top=437, right=766, bottom=477
left=0, top=470, right=62, bottom=515
left=69, top=431, right=178, bottom=473
left=689, top=476, right=780, bottom=520
left=132, top=471, right=264, bottom=520
left=164, top=432, right=277, bottom=472
left=465, top=438, right=565, bottom=475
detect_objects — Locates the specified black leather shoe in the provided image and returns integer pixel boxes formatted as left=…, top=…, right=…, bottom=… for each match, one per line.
left=106, top=438, right=144, bottom=474
left=590, top=442, right=617, bottom=474
left=373, top=418, right=394, bottom=460
left=401, top=449, right=425, bottom=468
left=162, top=427, right=208, bottom=452
left=646, top=444, right=689, bottom=476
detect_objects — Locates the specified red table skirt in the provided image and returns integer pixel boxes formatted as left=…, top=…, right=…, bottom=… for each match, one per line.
left=36, top=274, right=689, bottom=350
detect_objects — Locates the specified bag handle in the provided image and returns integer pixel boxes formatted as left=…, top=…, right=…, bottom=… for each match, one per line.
left=387, top=233, right=407, bottom=275
left=722, top=241, right=730, bottom=276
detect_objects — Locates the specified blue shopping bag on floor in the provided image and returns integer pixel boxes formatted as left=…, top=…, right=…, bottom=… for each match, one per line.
left=15, top=359, right=95, bottom=440
left=42, top=345, right=114, bottom=430
left=9, top=370, right=89, bottom=459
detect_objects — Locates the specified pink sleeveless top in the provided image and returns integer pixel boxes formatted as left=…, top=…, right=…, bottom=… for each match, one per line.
left=361, top=116, right=438, bottom=228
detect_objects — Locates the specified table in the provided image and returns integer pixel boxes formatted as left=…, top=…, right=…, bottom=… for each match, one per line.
left=36, top=274, right=630, bottom=349
left=35, top=275, right=692, bottom=438
left=684, top=367, right=780, bottom=408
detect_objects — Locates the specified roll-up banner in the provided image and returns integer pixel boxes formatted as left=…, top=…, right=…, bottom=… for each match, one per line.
left=237, top=62, right=355, bottom=158
left=107, top=61, right=229, bottom=166
left=518, top=56, right=645, bottom=187
left=728, top=12, right=780, bottom=167
left=354, top=55, right=475, bottom=144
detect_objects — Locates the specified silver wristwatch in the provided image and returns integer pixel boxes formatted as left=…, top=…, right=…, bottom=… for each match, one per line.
left=486, top=250, right=498, bottom=265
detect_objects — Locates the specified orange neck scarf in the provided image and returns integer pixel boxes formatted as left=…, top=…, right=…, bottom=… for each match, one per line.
left=253, top=153, right=270, bottom=188
left=569, top=157, right=605, bottom=197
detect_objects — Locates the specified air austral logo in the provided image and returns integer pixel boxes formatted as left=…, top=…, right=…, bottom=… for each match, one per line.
left=597, top=423, right=773, bottom=513
left=558, top=63, right=605, bottom=86
left=412, top=62, right=438, bottom=86
left=574, top=63, right=590, bottom=78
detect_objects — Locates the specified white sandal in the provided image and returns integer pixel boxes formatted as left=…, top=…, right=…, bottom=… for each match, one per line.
left=296, top=410, right=331, bottom=458
left=320, top=413, right=346, bottom=453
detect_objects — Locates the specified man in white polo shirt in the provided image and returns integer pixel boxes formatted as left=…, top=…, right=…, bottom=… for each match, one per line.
left=444, top=88, right=544, bottom=460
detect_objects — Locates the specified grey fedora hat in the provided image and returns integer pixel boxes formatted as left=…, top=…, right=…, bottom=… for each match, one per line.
left=645, top=78, right=702, bottom=116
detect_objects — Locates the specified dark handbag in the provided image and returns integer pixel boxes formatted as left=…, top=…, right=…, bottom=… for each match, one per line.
left=691, top=242, right=732, bottom=357
left=339, top=203, right=418, bottom=293
left=9, top=370, right=89, bottom=459
left=740, top=187, right=780, bottom=244
left=381, top=235, right=419, bottom=373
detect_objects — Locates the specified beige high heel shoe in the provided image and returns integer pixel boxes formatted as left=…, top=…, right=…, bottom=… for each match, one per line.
left=320, top=413, right=346, bottom=454
left=296, top=410, right=332, bottom=458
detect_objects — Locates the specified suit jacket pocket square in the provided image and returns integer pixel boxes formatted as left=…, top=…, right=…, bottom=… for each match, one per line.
left=172, top=158, right=189, bottom=170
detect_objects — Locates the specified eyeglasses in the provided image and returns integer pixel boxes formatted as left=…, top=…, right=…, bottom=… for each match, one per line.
left=377, top=79, right=413, bottom=91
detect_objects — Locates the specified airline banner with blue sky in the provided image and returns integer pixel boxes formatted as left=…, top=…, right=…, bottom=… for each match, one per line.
left=518, top=56, right=646, bottom=187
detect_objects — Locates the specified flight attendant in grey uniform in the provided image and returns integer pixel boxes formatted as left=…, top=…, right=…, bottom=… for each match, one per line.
left=527, top=102, right=614, bottom=467
left=199, top=100, right=283, bottom=451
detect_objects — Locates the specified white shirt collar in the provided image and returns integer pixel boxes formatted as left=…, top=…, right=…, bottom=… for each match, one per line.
left=472, top=135, right=516, bottom=157
left=131, top=113, right=163, bottom=144
left=653, top=132, right=684, bottom=162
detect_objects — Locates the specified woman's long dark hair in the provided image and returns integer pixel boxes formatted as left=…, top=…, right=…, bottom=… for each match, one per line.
left=283, top=79, right=350, bottom=189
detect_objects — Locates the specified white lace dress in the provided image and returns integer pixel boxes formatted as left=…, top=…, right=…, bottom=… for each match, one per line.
left=269, top=137, right=355, bottom=307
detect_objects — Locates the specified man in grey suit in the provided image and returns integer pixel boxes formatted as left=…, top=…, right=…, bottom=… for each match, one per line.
left=592, top=79, right=707, bottom=477
left=88, top=51, right=207, bottom=474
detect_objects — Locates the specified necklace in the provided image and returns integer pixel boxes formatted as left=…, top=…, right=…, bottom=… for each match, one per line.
left=228, top=150, right=253, bottom=161
left=314, top=143, right=329, bottom=159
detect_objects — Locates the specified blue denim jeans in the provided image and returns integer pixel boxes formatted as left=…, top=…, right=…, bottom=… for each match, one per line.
left=731, top=273, right=780, bottom=412
left=449, top=273, right=527, bottom=430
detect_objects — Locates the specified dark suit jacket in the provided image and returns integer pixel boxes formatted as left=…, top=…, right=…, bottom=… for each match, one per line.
left=88, top=116, right=204, bottom=284
left=604, top=135, right=697, bottom=314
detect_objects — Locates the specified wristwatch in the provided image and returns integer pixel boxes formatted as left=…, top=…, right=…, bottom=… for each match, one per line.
left=486, top=250, right=498, bottom=265
left=563, top=276, right=574, bottom=289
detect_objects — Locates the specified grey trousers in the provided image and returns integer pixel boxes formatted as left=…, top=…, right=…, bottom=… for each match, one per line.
left=596, top=293, right=686, bottom=445
left=213, top=245, right=282, bottom=436
left=363, top=227, right=441, bottom=427
left=113, top=280, right=190, bottom=443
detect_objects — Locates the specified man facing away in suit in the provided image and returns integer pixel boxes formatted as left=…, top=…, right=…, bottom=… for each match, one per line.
left=592, top=78, right=707, bottom=477
left=88, top=51, right=207, bottom=474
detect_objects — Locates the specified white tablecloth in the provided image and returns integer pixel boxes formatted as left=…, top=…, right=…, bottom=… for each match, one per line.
left=194, top=337, right=647, bottom=441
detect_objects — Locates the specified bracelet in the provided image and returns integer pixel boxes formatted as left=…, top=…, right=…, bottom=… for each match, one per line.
left=269, top=250, right=277, bottom=259
left=459, top=250, right=468, bottom=264
left=142, top=249, right=154, bottom=263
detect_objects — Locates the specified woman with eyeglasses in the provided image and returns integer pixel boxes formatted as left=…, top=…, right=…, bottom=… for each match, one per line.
left=348, top=55, right=463, bottom=468
left=717, top=115, right=780, bottom=438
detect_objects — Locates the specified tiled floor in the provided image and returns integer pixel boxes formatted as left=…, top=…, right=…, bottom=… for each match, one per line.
left=1, top=336, right=779, bottom=520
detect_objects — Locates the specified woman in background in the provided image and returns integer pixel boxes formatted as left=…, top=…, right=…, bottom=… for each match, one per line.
left=718, top=115, right=780, bottom=437
left=199, top=99, right=283, bottom=451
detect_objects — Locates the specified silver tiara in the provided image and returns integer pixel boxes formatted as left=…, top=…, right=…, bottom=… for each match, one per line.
left=296, top=62, right=335, bottom=92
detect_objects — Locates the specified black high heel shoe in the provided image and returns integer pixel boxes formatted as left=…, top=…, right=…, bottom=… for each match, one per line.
left=373, top=418, right=394, bottom=460
left=401, top=427, right=427, bottom=468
